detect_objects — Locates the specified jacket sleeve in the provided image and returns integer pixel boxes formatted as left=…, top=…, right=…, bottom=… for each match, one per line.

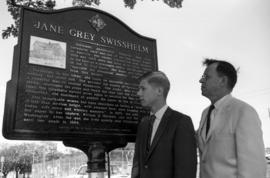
left=174, top=116, right=198, bottom=178
left=131, top=118, right=146, bottom=178
left=131, top=134, right=140, bottom=178
left=235, top=106, right=267, bottom=178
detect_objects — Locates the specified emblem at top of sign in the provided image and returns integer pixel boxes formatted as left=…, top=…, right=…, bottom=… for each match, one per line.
left=89, top=14, right=106, bottom=32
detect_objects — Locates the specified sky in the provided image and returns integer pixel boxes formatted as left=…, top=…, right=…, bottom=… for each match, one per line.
left=0, top=0, right=270, bottom=149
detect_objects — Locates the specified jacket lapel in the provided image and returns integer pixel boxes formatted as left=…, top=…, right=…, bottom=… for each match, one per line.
left=142, top=116, right=152, bottom=158
left=205, top=97, right=233, bottom=142
left=198, top=107, right=212, bottom=161
left=198, top=109, right=208, bottom=142
left=145, top=107, right=172, bottom=161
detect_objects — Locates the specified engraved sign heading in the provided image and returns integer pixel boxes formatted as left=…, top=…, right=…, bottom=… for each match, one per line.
left=3, top=7, right=157, bottom=142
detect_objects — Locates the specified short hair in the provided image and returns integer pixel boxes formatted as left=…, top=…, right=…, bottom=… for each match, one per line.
left=139, top=71, right=170, bottom=98
left=203, top=58, right=237, bottom=90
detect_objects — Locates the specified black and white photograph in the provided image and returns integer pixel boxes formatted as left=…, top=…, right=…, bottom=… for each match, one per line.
left=0, top=0, right=269, bottom=178
left=29, top=36, right=66, bottom=69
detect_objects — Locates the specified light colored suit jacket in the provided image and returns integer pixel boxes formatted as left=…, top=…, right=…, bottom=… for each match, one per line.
left=197, top=95, right=266, bottom=178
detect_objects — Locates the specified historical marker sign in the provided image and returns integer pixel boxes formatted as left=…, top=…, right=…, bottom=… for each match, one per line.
left=3, top=7, right=157, bottom=141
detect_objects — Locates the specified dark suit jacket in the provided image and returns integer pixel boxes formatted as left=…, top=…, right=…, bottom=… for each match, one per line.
left=132, top=107, right=197, bottom=178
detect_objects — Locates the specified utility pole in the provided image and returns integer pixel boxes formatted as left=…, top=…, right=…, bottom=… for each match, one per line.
left=268, top=108, right=270, bottom=119
left=0, top=156, right=4, bottom=178
left=42, top=147, right=47, bottom=178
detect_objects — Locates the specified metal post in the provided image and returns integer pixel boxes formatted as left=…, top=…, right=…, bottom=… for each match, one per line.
left=42, top=148, right=46, bottom=178
left=63, top=139, right=127, bottom=178
left=86, top=142, right=106, bottom=178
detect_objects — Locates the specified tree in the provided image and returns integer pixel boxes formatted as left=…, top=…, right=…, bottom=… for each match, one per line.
left=2, top=0, right=183, bottom=39
left=0, top=142, right=63, bottom=178
left=0, top=144, right=32, bottom=178
left=2, top=0, right=56, bottom=39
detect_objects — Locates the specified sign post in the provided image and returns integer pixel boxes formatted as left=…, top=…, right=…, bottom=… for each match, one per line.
left=3, top=6, right=157, bottom=177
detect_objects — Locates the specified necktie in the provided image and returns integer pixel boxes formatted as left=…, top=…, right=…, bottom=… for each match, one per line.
left=206, top=105, right=215, bottom=137
left=146, top=115, right=156, bottom=152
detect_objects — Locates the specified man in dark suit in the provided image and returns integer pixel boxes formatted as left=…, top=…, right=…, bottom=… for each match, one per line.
left=131, top=71, right=197, bottom=178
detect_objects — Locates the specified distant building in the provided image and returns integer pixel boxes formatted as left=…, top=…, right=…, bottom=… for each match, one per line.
left=31, top=147, right=134, bottom=178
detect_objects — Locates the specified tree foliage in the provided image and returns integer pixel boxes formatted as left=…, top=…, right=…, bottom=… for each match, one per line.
left=2, top=0, right=183, bottom=39
left=0, top=144, right=32, bottom=178
left=0, top=142, right=63, bottom=178
left=2, top=0, right=56, bottom=39
left=72, top=0, right=100, bottom=7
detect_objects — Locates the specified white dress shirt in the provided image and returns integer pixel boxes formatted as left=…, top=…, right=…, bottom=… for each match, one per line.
left=202, top=94, right=231, bottom=140
left=150, top=104, right=168, bottom=144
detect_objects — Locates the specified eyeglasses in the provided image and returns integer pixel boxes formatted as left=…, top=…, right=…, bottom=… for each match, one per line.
left=200, top=74, right=209, bottom=81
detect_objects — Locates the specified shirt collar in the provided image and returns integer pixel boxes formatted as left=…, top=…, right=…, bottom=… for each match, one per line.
left=214, top=94, right=232, bottom=109
left=151, top=104, right=168, bottom=120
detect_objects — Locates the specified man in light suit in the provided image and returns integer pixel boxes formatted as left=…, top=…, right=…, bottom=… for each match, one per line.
left=197, top=59, right=266, bottom=178
left=131, top=71, right=197, bottom=178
